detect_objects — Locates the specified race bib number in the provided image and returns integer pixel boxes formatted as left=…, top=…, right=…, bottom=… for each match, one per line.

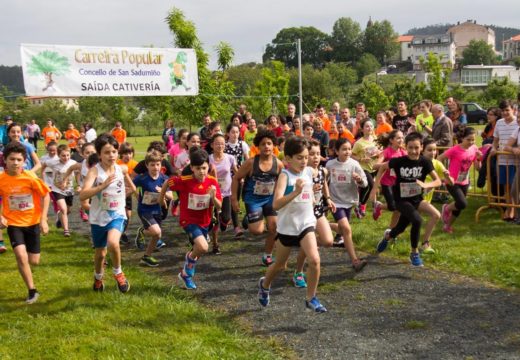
left=101, top=192, right=124, bottom=211
left=457, top=171, right=469, bottom=183
left=332, top=169, right=350, bottom=184
left=142, top=191, right=159, bottom=205
left=68, top=138, right=75, bottom=144
left=46, top=131, right=55, bottom=138
left=400, top=182, right=422, bottom=198
left=9, top=194, right=34, bottom=211
left=365, top=146, right=378, bottom=157
left=253, top=181, right=275, bottom=196
left=217, top=177, right=226, bottom=190
left=294, top=185, right=313, bottom=203
left=188, top=193, right=211, bottom=210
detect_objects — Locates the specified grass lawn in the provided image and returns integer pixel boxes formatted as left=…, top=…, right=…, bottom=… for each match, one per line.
left=0, top=231, right=284, bottom=359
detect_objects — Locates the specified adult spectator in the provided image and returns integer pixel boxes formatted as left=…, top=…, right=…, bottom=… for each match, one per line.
left=111, top=121, right=127, bottom=145
left=84, top=123, right=97, bottom=142
left=162, top=119, right=176, bottom=146
left=481, top=107, right=501, bottom=145
left=356, top=103, right=370, bottom=120
left=25, top=119, right=41, bottom=151
left=446, top=98, right=467, bottom=131
left=41, top=119, right=62, bottom=146
left=238, top=103, right=247, bottom=124
left=198, top=114, right=212, bottom=145
left=266, top=115, right=283, bottom=137
left=392, top=99, right=413, bottom=134
left=285, top=103, right=296, bottom=130
left=340, top=108, right=357, bottom=133
left=331, top=102, right=341, bottom=122
left=64, top=123, right=80, bottom=152
left=431, top=104, right=453, bottom=147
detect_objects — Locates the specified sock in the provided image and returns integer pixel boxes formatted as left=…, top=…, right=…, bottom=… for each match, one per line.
left=263, top=253, right=272, bottom=258
left=187, top=251, right=198, bottom=262
left=95, top=272, right=104, bottom=280
left=112, top=267, right=122, bottom=275
left=29, top=288, right=37, bottom=296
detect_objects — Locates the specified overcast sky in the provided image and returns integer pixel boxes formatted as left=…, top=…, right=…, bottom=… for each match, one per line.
left=2, top=0, right=519, bottom=68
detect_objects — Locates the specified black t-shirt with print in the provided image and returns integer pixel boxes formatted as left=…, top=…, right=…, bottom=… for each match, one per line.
left=392, top=113, right=412, bottom=134
left=389, top=155, right=433, bottom=203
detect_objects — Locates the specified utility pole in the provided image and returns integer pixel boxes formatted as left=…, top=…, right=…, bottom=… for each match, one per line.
left=297, top=38, right=303, bottom=118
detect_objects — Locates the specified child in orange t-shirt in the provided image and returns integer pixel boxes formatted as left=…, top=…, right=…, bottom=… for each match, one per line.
left=337, top=122, right=355, bottom=144
left=117, top=142, right=138, bottom=244
left=111, top=122, right=127, bottom=145
left=375, top=111, right=393, bottom=136
left=0, top=142, right=50, bottom=304
left=64, top=123, right=81, bottom=151
left=41, top=119, right=62, bottom=145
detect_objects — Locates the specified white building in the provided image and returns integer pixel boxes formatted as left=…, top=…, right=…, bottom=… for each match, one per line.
left=503, top=35, right=520, bottom=61
left=460, top=65, right=520, bottom=87
left=410, top=34, right=456, bottom=70
left=397, top=35, right=414, bottom=62
left=25, top=96, right=79, bottom=110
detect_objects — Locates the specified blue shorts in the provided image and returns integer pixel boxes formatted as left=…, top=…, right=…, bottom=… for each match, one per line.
left=333, top=207, right=352, bottom=222
left=498, top=165, right=516, bottom=185
left=91, top=218, right=126, bottom=249
left=183, top=224, right=209, bottom=245
left=245, top=201, right=277, bottom=224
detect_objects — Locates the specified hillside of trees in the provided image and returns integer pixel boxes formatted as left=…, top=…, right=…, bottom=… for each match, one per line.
left=406, top=24, right=520, bottom=51
left=0, top=66, right=24, bottom=95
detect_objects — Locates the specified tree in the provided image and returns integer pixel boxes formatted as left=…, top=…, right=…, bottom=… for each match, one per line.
left=323, top=62, right=358, bottom=94
left=512, top=56, right=520, bottom=68
left=363, top=20, right=399, bottom=64
left=263, top=27, right=331, bottom=68
left=352, top=81, right=390, bottom=116
left=355, top=53, right=381, bottom=79
left=26, top=51, right=70, bottom=92
left=214, top=42, right=234, bottom=71
left=227, top=63, right=264, bottom=96
left=250, top=61, right=290, bottom=119
left=388, top=77, right=426, bottom=106
left=462, top=40, right=497, bottom=65
left=482, top=77, right=518, bottom=107
left=419, top=52, right=451, bottom=103
left=330, top=18, right=363, bottom=63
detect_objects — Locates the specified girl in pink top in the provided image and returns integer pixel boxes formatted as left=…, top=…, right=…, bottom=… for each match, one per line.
left=373, top=130, right=406, bottom=228
left=168, top=129, right=189, bottom=170
left=438, top=127, right=482, bottom=233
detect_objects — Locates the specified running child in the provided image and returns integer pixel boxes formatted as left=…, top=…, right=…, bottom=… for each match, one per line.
left=292, top=139, right=334, bottom=288
left=42, top=144, right=77, bottom=237
left=40, top=141, right=59, bottom=217
left=373, top=132, right=441, bottom=267
left=0, top=142, right=50, bottom=303
left=7, top=122, right=41, bottom=173
left=438, top=127, right=481, bottom=233
left=117, top=142, right=138, bottom=244
left=257, top=137, right=327, bottom=312
left=209, top=133, right=237, bottom=254
left=326, top=138, right=368, bottom=272
left=224, top=123, right=250, bottom=238
left=80, top=134, right=135, bottom=292
left=159, top=148, right=222, bottom=290
left=133, top=152, right=171, bottom=267
left=231, top=129, right=283, bottom=266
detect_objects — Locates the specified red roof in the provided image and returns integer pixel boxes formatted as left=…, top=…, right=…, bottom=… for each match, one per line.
left=511, top=34, right=520, bottom=41
left=398, top=35, right=414, bottom=42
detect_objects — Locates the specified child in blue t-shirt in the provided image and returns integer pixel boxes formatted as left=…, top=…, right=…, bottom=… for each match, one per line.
left=133, top=152, right=172, bottom=267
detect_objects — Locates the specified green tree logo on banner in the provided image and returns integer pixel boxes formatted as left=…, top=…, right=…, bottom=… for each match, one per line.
left=27, top=50, right=70, bottom=92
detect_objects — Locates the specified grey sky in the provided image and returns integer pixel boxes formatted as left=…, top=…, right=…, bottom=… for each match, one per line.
left=2, top=0, right=519, bottom=68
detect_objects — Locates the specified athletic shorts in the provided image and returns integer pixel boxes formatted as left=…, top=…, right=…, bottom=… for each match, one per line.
left=245, top=202, right=277, bottom=224
left=333, top=207, right=352, bottom=222
left=277, top=226, right=315, bottom=247
left=498, top=165, right=516, bottom=185
left=138, top=212, right=163, bottom=230
left=183, top=224, right=209, bottom=245
left=52, top=191, right=73, bottom=207
left=125, top=196, right=133, bottom=211
left=91, top=218, right=126, bottom=249
left=7, top=224, right=41, bottom=254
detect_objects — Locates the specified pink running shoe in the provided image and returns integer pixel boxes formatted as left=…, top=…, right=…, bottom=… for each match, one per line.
left=79, top=209, right=89, bottom=222
left=441, top=204, right=451, bottom=224
left=372, top=201, right=383, bottom=221
left=442, top=224, right=453, bottom=234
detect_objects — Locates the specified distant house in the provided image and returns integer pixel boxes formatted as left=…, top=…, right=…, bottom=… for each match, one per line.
left=410, top=34, right=456, bottom=71
left=447, top=20, right=496, bottom=59
left=460, top=65, right=520, bottom=87
left=503, top=35, right=520, bottom=61
left=396, top=35, right=414, bottom=62
left=24, top=96, right=79, bottom=110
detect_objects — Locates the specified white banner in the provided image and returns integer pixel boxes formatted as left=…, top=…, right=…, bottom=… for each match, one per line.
left=20, top=43, right=199, bottom=96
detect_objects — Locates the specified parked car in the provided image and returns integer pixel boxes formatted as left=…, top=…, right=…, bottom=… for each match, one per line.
left=444, top=102, right=487, bottom=125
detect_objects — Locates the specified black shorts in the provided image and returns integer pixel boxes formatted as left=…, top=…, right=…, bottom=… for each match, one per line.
left=52, top=191, right=73, bottom=207
left=138, top=212, right=163, bottom=230
left=125, top=196, right=133, bottom=211
left=277, top=226, right=315, bottom=247
left=7, top=224, right=41, bottom=254
left=245, top=203, right=277, bottom=224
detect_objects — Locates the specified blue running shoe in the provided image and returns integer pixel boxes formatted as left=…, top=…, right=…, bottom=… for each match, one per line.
left=292, top=272, right=307, bottom=288
left=377, top=229, right=392, bottom=253
left=178, top=272, right=197, bottom=290
left=155, top=239, right=166, bottom=249
left=183, top=252, right=197, bottom=277
left=258, top=277, right=270, bottom=307
left=305, top=296, right=327, bottom=313
left=410, top=252, right=424, bottom=267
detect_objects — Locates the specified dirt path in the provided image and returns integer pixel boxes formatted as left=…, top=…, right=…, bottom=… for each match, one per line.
left=68, top=207, right=520, bottom=359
